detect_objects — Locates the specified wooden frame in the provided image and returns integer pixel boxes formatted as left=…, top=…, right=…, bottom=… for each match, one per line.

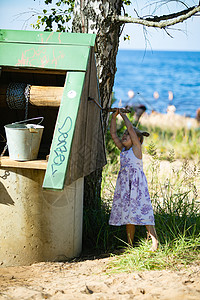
left=0, top=29, right=99, bottom=190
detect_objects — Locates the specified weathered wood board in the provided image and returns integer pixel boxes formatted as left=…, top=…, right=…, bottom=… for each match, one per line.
left=0, top=43, right=90, bottom=71
left=42, top=72, right=85, bottom=190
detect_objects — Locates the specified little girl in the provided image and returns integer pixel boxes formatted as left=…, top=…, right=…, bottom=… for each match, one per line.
left=109, top=108, right=158, bottom=251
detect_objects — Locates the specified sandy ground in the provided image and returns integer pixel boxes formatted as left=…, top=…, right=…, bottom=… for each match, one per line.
left=0, top=256, right=200, bottom=300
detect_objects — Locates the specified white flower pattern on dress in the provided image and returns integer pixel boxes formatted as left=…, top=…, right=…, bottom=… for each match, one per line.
left=109, top=148, right=155, bottom=226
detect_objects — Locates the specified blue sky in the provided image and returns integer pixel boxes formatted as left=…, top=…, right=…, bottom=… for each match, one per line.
left=0, top=0, right=199, bottom=51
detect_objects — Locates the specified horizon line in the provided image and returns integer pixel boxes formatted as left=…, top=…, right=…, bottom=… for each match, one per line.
left=118, top=48, right=200, bottom=52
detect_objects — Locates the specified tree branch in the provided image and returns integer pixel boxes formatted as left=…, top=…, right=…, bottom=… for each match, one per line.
left=113, top=5, right=200, bottom=28
left=145, top=5, right=196, bottom=22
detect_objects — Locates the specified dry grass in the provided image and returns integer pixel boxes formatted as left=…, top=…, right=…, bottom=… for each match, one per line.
left=140, top=111, right=199, bottom=130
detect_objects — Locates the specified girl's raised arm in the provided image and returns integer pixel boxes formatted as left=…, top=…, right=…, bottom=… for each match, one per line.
left=110, top=109, right=123, bottom=151
left=119, top=110, right=141, bottom=148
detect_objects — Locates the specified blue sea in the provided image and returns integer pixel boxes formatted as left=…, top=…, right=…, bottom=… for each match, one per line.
left=113, top=50, right=200, bottom=118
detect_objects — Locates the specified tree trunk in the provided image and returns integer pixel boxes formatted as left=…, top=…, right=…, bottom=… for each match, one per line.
left=72, top=0, right=123, bottom=131
left=72, top=0, right=123, bottom=208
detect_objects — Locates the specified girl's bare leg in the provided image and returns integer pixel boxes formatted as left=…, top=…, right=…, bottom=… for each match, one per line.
left=145, top=225, right=159, bottom=251
left=126, top=224, right=135, bottom=246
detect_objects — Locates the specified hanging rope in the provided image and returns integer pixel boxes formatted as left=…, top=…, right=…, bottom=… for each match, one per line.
left=1, top=83, right=31, bottom=157
left=6, top=82, right=31, bottom=119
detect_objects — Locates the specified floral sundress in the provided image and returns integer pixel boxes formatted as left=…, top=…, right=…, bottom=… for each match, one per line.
left=109, top=148, right=155, bottom=226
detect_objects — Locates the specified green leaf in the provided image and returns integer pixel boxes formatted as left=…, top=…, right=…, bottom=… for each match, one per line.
left=122, top=0, right=131, bottom=5
left=124, top=34, right=130, bottom=41
left=32, top=0, right=75, bottom=31
left=56, top=1, right=61, bottom=7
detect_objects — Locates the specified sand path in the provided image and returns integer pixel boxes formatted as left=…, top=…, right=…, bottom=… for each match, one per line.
left=0, top=256, right=200, bottom=300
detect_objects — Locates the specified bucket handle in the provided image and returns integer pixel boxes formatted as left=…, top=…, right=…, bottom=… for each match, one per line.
left=12, top=117, right=44, bottom=125
left=1, top=117, right=44, bottom=157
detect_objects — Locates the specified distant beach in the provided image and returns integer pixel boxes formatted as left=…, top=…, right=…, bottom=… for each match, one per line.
left=140, top=111, right=199, bottom=130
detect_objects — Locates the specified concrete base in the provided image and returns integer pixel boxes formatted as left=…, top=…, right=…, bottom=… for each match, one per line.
left=0, top=168, right=84, bottom=267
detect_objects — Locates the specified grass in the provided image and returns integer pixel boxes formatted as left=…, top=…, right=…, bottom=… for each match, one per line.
left=82, top=113, right=200, bottom=271
left=109, top=234, right=200, bottom=272
left=142, top=125, right=200, bottom=160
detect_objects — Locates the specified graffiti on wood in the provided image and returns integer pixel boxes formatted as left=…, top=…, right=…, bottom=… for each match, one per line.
left=51, top=116, right=72, bottom=177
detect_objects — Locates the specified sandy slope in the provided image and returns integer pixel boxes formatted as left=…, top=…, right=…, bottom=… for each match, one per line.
left=0, top=257, right=200, bottom=300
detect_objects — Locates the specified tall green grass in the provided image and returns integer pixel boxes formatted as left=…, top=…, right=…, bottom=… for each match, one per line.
left=109, top=235, right=200, bottom=272
left=143, top=125, right=200, bottom=160
left=144, top=142, right=200, bottom=243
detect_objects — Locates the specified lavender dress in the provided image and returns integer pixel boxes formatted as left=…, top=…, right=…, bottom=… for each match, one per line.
left=109, top=148, right=155, bottom=226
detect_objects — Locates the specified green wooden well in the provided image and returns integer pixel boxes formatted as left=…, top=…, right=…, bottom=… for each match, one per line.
left=0, top=29, right=106, bottom=266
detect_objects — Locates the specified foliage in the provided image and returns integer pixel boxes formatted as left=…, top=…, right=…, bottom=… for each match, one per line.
left=32, top=0, right=134, bottom=31
left=122, top=0, right=132, bottom=5
left=143, top=125, right=200, bottom=161
left=32, top=0, right=74, bottom=31
left=32, top=0, right=200, bottom=32
left=146, top=142, right=200, bottom=244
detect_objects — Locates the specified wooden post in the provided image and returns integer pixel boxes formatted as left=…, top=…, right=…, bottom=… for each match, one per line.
left=30, top=86, right=63, bottom=107
left=0, top=84, right=63, bottom=107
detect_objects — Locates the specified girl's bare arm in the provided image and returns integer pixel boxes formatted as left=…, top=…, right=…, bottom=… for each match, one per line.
left=110, top=109, right=123, bottom=150
left=119, top=111, right=141, bottom=148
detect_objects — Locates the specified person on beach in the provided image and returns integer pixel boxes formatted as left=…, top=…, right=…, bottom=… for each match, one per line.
left=196, top=108, right=200, bottom=124
left=125, top=104, right=147, bottom=125
left=109, top=108, right=158, bottom=251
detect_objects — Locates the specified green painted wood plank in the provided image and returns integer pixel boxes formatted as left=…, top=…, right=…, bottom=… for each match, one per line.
left=0, top=43, right=90, bottom=71
left=42, top=71, right=86, bottom=190
left=0, top=29, right=96, bottom=47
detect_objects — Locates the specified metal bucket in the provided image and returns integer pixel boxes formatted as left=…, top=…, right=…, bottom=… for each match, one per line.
left=4, top=118, right=44, bottom=161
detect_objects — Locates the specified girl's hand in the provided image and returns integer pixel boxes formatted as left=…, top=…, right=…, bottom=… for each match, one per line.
left=119, top=109, right=132, bottom=129
left=112, top=108, right=119, bottom=118
left=119, top=109, right=126, bottom=119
